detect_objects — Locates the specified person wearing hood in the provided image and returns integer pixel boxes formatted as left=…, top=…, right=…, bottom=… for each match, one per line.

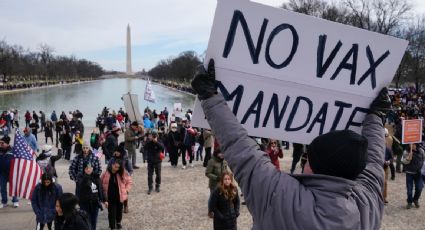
left=206, top=147, right=231, bottom=217
left=101, top=159, right=132, bottom=230
left=36, top=144, right=63, bottom=180
left=69, top=143, right=102, bottom=197
left=165, top=122, right=181, bottom=167
left=0, top=135, right=19, bottom=208
left=77, top=162, right=104, bottom=230
left=31, top=172, right=63, bottom=230
left=144, top=130, right=164, bottom=195
left=192, top=59, right=392, bottom=229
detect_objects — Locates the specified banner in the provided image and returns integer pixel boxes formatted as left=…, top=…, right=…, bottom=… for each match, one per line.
left=122, top=93, right=143, bottom=123
left=192, top=0, right=408, bottom=144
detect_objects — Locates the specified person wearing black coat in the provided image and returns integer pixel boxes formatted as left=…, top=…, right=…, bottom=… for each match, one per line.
left=210, top=172, right=240, bottom=230
left=60, top=129, right=73, bottom=160
left=55, top=193, right=91, bottom=230
left=144, top=131, right=164, bottom=194
left=77, top=162, right=104, bottom=230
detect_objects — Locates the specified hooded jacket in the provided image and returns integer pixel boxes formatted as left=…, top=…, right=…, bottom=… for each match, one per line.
left=202, top=94, right=385, bottom=230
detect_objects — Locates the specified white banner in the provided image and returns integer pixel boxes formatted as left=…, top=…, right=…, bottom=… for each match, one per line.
left=192, top=0, right=408, bottom=144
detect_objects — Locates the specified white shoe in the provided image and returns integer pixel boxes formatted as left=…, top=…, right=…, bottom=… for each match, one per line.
left=182, top=165, right=186, bottom=169
left=190, top=163, right=194, bottom=168
left=0, top=204, right=5, bottom=208
left=13, top=202, right=19, bottom=208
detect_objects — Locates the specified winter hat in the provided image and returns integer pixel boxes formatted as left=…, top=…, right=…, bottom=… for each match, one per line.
left=83, top=161, right=92, bottom=169
left=42, top=144, right=52, bottom=152
left=307, top=130, right=368, bottom=180
left=0, top=135, right=10, bottom=145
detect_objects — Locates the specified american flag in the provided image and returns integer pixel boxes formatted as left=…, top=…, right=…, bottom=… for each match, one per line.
left=9, top=130, right=42, bottom=199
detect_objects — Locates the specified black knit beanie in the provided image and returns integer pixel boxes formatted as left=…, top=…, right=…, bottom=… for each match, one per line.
left=307, top=130, right=368, bottom=180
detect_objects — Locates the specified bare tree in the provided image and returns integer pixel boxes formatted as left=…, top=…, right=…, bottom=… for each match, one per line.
left=344, top=0, right=412, bottom=35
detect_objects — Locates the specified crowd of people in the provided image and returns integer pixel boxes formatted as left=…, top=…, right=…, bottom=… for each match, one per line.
left=1, top=82, right=425, bottom=229
left=0, top=79, right=93, bottom=91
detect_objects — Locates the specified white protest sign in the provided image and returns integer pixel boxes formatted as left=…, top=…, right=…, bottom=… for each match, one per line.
left=192, top=0, right=408, bottom=144
left=173, top=103, right=183, bottom=118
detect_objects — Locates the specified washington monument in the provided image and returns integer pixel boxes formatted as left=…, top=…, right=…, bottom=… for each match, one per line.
left=126, top=24, right=132, bottom=75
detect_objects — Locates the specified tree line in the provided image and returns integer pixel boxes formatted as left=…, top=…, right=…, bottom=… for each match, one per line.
left=148, top=0, right=425, bottom=91
left=0, top=41, right=104, bottom=84
left=148, top=51, right=201, bottom=84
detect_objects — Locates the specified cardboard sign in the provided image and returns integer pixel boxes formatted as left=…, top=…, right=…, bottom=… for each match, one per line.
left=192, top=0, right=408, bottom=144
left=402, top=119, right=423, bottom=144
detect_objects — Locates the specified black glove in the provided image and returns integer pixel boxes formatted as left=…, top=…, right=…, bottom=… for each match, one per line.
left=191, top=59, right=217, bottom=100
left=369, top=87, right=392, bottom=124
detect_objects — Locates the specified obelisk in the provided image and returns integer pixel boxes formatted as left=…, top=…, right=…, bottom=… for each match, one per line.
left=126, top=24, right=133, bottom=75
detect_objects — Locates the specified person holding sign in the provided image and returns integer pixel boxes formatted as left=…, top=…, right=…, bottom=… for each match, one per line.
left=402, top=144, right=424, bottom=209
left=192, top=60, right=391, bottom=229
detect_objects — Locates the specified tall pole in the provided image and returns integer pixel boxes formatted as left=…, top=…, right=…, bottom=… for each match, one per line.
left=126, top=24, right=132, bottom=75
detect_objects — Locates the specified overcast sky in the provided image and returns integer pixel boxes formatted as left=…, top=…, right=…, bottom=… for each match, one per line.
left=1, top=0, right=424, bottom=72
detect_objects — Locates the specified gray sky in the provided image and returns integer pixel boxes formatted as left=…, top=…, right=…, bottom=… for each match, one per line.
left=0, top=0, right=424, bottom=71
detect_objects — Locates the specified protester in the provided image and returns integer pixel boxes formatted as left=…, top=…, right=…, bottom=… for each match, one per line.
left=383, top=128, right=393, bottom=204
left=403, top=144, right=424, bottom=209
left=31, top=172, right=63, bottom=230
left=77, top=162, right=104, bottom=230
left=205, top=148, right=230, bottom=217
left=73, top=131, right=84, bottom=156
left=55, top=193, right=92, bottom=230
left=191, top=59, right=392, bottom=229
left=60, top=128, right=73, bottom=160
left=23, top=127, right=38, bottom=152
left=290, top=143, right=305, bottom=174
left=100, top=159, right=132, bottom=230
left=266, top=139, right=284, bottom=171
left=44, top=120, right=54, bottom=144
left=89, top=128, right=100, bottom=151
left=0, top=135, right=19, bottom=208
left=36, top=145, right=62, bottom=180
left=203, top=129, right=214, bottom=167
left=144, top=130, right=164, bottom=194
left=166, top=122, right=181, bottom=167
left=110, top=143, right=133, bottom=213
left=125, top=121, right=141, bottom=169
left=102, top=126, right=120, bottom=164
left=69, top=143, right=102, bottom=197
left=210, top=172, right=240, bottom=230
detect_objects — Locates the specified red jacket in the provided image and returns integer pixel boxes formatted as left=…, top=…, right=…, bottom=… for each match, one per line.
left=100, top=170, right=132, bottom=203
left=266, top=147, right=283, bottom=170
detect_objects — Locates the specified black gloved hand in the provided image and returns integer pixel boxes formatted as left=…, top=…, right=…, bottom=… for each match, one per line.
left=369, top=87, right=392, bottom=124
left=191, top=59, right=217, bottom=100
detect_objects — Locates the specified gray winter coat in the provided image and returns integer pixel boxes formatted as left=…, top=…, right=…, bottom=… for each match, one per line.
left=202, top=94, right=385, bottom=230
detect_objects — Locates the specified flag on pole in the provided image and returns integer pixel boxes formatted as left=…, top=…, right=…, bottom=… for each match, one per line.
left=9, top=130, right=42, bottom=199
left=93, top=149, right=103, bottom=159
left=144, top=78, right=156, bottom=103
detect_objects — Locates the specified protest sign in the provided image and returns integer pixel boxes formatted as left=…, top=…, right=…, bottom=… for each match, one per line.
left=402, top=119, right=423, bottom=144
left=192, top=0, right=408, bottom=144
left=173, top=102, right=183, bottom=118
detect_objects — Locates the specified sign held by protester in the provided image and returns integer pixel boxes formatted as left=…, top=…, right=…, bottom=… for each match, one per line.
left=192, top=0, right=408, bottom=144
left=402, top=119, right=423, bottom=144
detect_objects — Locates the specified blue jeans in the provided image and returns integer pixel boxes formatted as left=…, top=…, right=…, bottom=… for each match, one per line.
left=0, top=175, right=18, bottom=204
left=406, top=173, right=424, bottom=203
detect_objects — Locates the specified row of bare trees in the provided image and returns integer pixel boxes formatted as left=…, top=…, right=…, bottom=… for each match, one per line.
left=0, top=41, right=104, bottom=84
left=148, top=51, right=201, bottom=83
left=283, top=0, right=425, bottom=91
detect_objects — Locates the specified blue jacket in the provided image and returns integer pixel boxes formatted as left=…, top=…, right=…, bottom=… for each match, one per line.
left=0, top=146, right=13, bottom=179
left=31, top=183, right=63, bottom=224
left=24, top=133, right=38, bottom=152
left=143, top=118, right=154, bottom=129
